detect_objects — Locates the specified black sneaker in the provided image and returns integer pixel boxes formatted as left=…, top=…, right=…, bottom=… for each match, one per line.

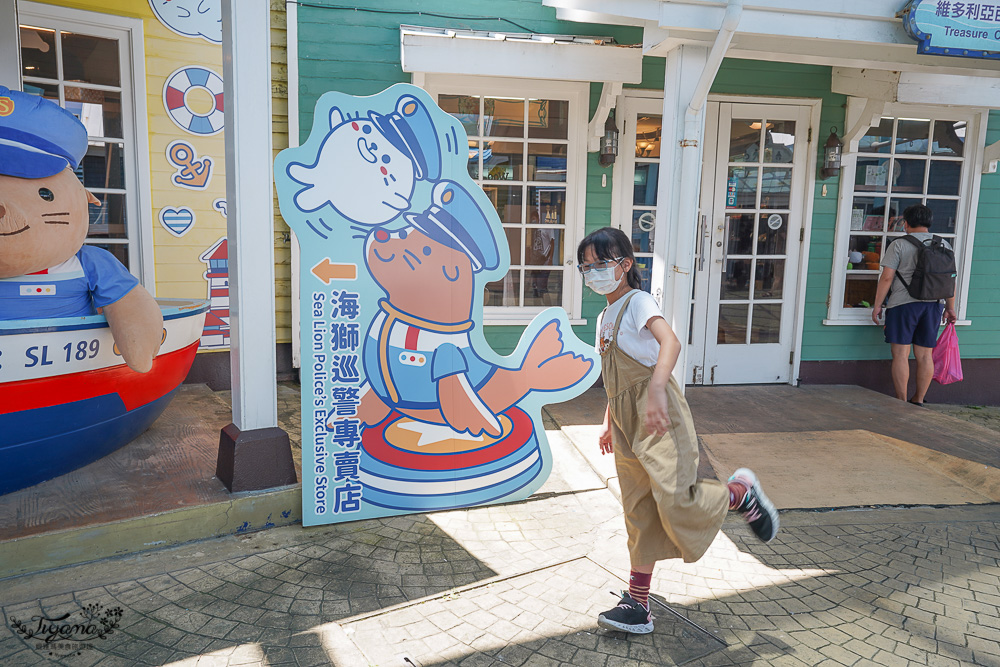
left=597, top=591, right=653, bottom=634
left=729, top=468, right=779, bottom=543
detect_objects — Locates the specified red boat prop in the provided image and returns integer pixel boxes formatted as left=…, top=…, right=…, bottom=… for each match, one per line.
left=0, top=299, right=208, bottom=495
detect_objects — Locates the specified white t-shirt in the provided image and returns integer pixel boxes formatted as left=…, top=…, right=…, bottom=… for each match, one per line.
left=595, top=289, right=663, bottom=368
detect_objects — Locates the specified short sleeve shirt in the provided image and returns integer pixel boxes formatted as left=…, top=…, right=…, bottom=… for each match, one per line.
left=880, top=233, right=952, bottom=309
left=595, top=289, right=663, bottom=368
left=0, top=245, right=138, bottom=320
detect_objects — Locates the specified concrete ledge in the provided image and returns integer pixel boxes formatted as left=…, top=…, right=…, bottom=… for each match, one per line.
left=0, top=485, right=302, bottom=580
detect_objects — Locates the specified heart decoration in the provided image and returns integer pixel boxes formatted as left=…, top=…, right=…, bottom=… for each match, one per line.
left=159, top=206, right=196, bottom=238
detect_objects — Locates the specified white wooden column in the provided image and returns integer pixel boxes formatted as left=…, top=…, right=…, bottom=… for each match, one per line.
left=217, top=0, right=295, bottom=491
left=222, top=0, right=278, bottom=430
left=651, top=45, right=710, bottom=388
left=1, top=0, right=22, bottom=89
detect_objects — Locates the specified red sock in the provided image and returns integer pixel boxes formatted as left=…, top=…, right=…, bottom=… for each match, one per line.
left=628, top=570, right=652, bottom=609
left=728, top=480, right=749, bottom=510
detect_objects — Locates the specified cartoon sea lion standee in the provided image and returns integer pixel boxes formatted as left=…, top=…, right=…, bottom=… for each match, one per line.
left=0, top=86, right=162, bottom=372
left=358, top=180, right=593, bottom=436
left=276, top=84, right=600, bottom=523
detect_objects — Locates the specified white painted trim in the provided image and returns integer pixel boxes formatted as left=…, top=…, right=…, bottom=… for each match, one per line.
left=826, top=100, right=987, bottom=325
left=422, top=74, right=589, bottom=322
left=401, top=28, right=642, bottom=83
left=287, top=0, right=301, bottom=369
left=20, top=2, right=155, bottom=291
left=0, top=0, right=21, bottom=89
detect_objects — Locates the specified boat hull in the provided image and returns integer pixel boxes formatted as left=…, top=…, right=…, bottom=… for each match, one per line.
left=0, top=299, right=208, bottom=495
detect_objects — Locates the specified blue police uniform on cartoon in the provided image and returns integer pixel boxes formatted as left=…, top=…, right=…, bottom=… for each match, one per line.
left=0, top=86, right=138, bottom=320
left=363, top=180, right=501, bottom=412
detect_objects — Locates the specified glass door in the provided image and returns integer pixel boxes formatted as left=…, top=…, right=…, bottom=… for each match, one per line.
left=616, top=97, right=663, bottom=293
left=691, top=102, right=811, bottom=384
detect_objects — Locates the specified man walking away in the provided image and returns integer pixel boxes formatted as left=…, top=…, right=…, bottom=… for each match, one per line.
left=872, top=204, right=957, bottom=406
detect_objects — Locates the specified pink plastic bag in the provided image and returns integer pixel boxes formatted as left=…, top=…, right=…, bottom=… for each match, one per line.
left=932, top=322, right=963, bottom=385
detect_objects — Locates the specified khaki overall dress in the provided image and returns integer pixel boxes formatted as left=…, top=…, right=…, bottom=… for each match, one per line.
left=602, top=293, right=728, bottom=565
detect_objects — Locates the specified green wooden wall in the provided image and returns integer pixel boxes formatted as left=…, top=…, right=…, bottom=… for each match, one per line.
left=296, top=1, right=1000, bottom=361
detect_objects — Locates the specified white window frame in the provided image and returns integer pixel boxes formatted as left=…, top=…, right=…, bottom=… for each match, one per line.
left=18, top=2, right=155, bottom=291
left=825, top=99, right=987, bottom=325
left=420, top=74, right=589, bottom=324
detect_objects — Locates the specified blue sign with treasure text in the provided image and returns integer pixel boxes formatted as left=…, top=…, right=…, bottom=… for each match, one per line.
left=903, top=0, right=1000, bottom=59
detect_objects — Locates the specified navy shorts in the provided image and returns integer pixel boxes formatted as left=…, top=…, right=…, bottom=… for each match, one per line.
left=884, top=302, right=944, bottom=348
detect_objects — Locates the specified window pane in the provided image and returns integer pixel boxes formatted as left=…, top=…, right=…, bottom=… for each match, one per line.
left=502, top=227, right=522, bottom=265
left=766, top=120, right=795, bottom=163
left=20, top=26, right=58, bottom=79
left=85, top=242, right=128, bottom=270
left=928, top=161, right=961, bottom=196
left=851, top=196, right=888, bottom=232
left=932, top=120, right=965, bottom=157
left=757, top=214, right=788, bottom=255
left=79, top=142, right=125, bottom=190
left=926, top=199, right=958, bottom=233
left=750, top=304, right=781, bottom=343
left=893, top=158, right=926, bottom=194
left=636, top=256, right=652, bottom=293
left=887, top=198, right=923, bottom=232
left=527, top=187, right=565, bottom=226
left=843, top=274, right=878, bottom=308
left=21, top=81, right=58, bottom=102
left=859, top=118, right=893, bottom=154
left=632, top=210, right=655, bottom=254
left=528, top=99, right=568, bottom=140
left=527, top=143, right=567, bottom=182
left=485, top=270, right=520, bottom=307
left=526, top=228, right=562, bottom=266
left=65, top=87, right=123, bottom=138
left=484, top=98, right=523, bottom=138
left=717, top=304, right=748, bottom=344
left=729, top=119, right=760, bottom=162
left=754, top=259, right=785, bottom=300
left=761, top=167, right=791, bottom=209
left=636, top=115, right=662, bottom=159
left=439, top=94, right=480, bottom=137
left=721, top=259, right=751, bottom=300
left=896, top=119, right=930, bottom=154
left=726, top=214, right=755, bottom=256
left=633, top=163, right=659, bottom=206
left=727, top=167, right=758, bottom=208
left=848, top=235, right=885, bottom=269
left=88, top=192, right=127, bottom=239
left=525, top=269, right=562, bottom=306
left=467, top=140, right=480, bottom=179
left=856, top=156, right=890, bottom=192
left=62, top=31, right=120, bottom=87
left=483, top=185, right=522, bottom=224
left=484, top=141, right=523, bottom=180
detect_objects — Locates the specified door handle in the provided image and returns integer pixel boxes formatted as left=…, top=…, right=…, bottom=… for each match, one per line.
left=718, top=216, right=730, bottom=271
left=697, top=214, right=707, bottom=272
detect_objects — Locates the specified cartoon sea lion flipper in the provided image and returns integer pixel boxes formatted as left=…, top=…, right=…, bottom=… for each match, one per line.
left=523, top=320, right=594, bottom=391
left=358, top=382, right=392, bottom=427
left=433, top=343, right=502, bottom=437
left=437, top=373, right=503, bottom=438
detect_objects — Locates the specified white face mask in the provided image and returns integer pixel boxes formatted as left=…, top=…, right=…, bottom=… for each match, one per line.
left=585, top=266, right=622, bottom=295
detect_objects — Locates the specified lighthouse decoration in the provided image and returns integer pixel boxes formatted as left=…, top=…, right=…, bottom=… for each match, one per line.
left=199, top=238, right=230, bottom=349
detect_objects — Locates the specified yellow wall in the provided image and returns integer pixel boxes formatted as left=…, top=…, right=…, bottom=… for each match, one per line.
left=34, top=0, right=292, bottom=346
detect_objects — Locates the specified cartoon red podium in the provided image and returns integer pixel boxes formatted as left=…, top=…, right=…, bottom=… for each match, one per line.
left=0, top=87, right=207, bottom=495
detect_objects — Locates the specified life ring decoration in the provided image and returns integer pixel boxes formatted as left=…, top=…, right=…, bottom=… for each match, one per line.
left=163, top=66, right=225, bottom=136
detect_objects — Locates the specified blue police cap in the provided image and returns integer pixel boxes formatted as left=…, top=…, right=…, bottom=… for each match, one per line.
left=405, top=180, right=499, bottom=273
left=0, top=86, right=88, bottom=179
left=370, top=94, right=442, bottom=182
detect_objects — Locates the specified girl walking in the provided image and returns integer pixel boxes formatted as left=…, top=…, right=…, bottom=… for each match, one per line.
left=577, top=227, right=779, bottom=634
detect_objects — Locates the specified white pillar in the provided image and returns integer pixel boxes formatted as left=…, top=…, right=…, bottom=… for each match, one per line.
left=222, top=0, right=278, bottom=430
left=1, top=0, right=22, bottom=90
left=651, top=45, right=710, bottom=388
left=217, top=0, right=295, bottom=492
